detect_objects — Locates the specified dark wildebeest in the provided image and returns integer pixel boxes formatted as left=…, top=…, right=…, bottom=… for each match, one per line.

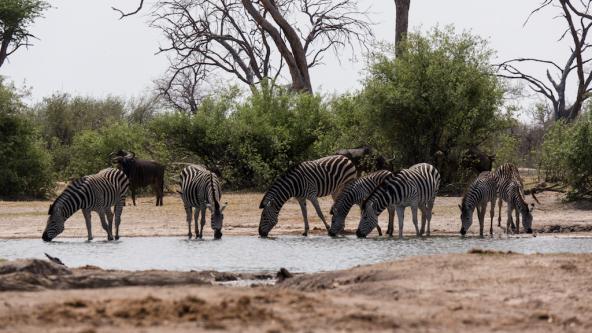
left=461, top=146, right=496, bottom=173
left=335, top=145, right=389, bottom=176
left=110, top=150, right=165, bottom=206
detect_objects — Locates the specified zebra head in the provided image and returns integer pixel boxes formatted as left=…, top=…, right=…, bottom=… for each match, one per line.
left=521, top=203, right=534, bottom=234
left=328, top=205, right=346, bottom=237
left=459, top=204, right=473, bottom=236
left=258, top=199, right=279, bottom=238
left=357, top=202, right=379, bottom=238
left=42, top=203, right=65, bottom=242
left=208, top=201, right=227, bottom=239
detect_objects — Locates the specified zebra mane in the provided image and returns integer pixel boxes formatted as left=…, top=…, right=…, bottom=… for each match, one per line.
left=361, top=169, right=403, bottom=210
left=259, top=162, right=305, bottom=208
left=49, top=176, right=89, bottom=215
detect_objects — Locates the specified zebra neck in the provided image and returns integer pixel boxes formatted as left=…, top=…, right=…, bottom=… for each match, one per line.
left=54, top=194, right=84, bottom=221
left=514, top=194, right=528, bottom=213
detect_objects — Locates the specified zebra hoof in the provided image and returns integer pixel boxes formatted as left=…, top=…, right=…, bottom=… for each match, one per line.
left=87, top=237, right=93, bottom=241
left=107, top=236, right=114, bottom=241
left=302, top=232, right=308, bottom=237
left=115, top=235, right=119, bottom=240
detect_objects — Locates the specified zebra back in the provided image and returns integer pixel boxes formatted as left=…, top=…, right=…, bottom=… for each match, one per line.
left=331, top=170, right=392, bottom=217
left=260, top=155, right=357, bottom=208
left=180, top=164, right=221, bottom=209
left=493, top=163, right=522, bottom=202
left=461, top=171, right=497, bottom=212
left=50, top=168, right=129, bottom=221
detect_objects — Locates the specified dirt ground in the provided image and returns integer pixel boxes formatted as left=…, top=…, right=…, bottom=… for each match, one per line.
left=0, top=252, right=591, bottom=332
left=1, top=190, right=591, bottom=239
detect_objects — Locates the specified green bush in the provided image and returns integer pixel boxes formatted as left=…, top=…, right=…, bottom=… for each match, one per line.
left=0, top=82, right=54, bottom=198
left=541, top=113, right=592, bottom=198
left=357, top=27, right=506, bottom=179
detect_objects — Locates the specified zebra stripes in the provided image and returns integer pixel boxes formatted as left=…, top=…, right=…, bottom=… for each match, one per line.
left=459, top=171, right=498, bottom=237
left=498, top=177, right=534, bottom=234
left=492, top=163, right=530, bottom=233
left=180, top=164, right=226, bottom=239
left=328, top=170, right=394, bottom=237
left=42, top=168, right=129, bottom=242
left=258, top=155, right=357, bottom=237
left=357, top=163, right=440, bottom=238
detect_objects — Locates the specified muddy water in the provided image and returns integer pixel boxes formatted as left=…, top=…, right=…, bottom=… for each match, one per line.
left=0, top=236, right=591, bottom=273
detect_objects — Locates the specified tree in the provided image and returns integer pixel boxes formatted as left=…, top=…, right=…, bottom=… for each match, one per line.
left=394, top=0, right=410, bottom=57
left=0, top=0, right=48, bottom=69
left=361, top=27, right=506, bottom=182
left=115, top=0, right=373, bottom=94
left=497, top=0, right=592, bottom=121
left=0, top=80, right=53, bottom=198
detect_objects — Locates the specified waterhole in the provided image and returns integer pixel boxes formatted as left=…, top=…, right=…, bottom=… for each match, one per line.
left=0, top=236, right=591, bottom=273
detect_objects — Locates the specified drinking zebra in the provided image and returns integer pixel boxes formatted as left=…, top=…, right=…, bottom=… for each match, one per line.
left=328, top=170, right=394, bottom=237
left=493, top=163, right=524, bottom=231
left=258, top=155, right=357, bottom=237
left=42, top=168, right=129, bottom=242
left=499, top=179, right=534, bottom=234
left=179, top=164, right=227, bottom=239
left=357, top=163, right=440, bottom=238
left=459, top=171, right=498, bottom=237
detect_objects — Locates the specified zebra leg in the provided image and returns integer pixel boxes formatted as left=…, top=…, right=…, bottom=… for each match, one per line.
left=98, top=210, right=114, bottom=241
left=200, top=206, right=207, bottom=239
left=478, top=202, right=487, bottom=238
left=497, top=198, right=502, bottom=227
left=185, top=206, right=193, bottom=239
left=411, top=206, right=420, bottom=237
left=114, top=199, right=124, bottom=240
left=386, top=206, right=395, bottom=237
left=426, top=200, right=435, bottom=237
left=193, top=207, right=200, bottom=239
left=506, top=204, right=514, bottom=235
left=396, top=206, right=405, bottom=239
left=309, top=196, right=330, bottom=231
left=106, top=208, right=114, bottom=237
left=297, top=198, right=310, bottom=236
left=376, top=224, right=383, bottom=236
left=515, top=208, right=520, bottom=234
left=419, top=205, right=427, bottom=236
left=489, top=198, right=495, bottom=236
left=82, top=209, right=93, bottom=241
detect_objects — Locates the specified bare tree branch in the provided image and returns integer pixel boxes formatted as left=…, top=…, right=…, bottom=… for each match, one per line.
left=112, top=0, right=145, bottom=19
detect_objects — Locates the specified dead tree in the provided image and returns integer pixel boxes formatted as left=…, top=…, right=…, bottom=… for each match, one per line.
left=115, top=0, right=373, bottom=94
left=496, top=0, right=592, bottom=121
left=156, top=63, right=208, bottom=114
left=0, top=0, right=49, bottom=69
left=394, top=0, right=410, bottom=57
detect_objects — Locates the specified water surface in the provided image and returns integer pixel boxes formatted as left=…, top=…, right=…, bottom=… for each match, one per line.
left=0, top=236, right=591, bottom=273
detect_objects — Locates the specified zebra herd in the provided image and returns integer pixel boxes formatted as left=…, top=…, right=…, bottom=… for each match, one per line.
left=41, top=154, right=533, bottom=242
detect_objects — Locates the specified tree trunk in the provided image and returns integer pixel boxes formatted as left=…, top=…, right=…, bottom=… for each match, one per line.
left=394, top=0, right=410, bottom=57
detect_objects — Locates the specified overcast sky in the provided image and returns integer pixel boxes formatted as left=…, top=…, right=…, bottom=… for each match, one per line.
left=1, top=0, right=570, bottom=110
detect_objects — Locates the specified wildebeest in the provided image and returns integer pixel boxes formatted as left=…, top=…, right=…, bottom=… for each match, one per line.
left=335, top=145, right=389, bottom=176
left=110, top=150, right=165, bottom=206
left=461, top=146, right=496, bottom=173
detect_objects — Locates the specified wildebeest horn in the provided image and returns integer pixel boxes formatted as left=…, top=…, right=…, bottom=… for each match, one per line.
left=128, top=151, right=136, bottom=159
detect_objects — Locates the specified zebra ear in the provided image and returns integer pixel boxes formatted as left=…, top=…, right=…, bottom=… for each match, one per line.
left=529, top=203, right=535, bottom=212
left=458, top=204, right=462, bottom=212
left=221, top=202, right=228, bottom=212
left=259, top=200, right=271, bottom=209
left=48, top=204, right=54, bottom=215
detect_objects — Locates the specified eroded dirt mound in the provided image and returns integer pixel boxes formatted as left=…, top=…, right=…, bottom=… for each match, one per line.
left=0, top=259, right=241, bottom=291
left=537, top=224, right=592, bottom=233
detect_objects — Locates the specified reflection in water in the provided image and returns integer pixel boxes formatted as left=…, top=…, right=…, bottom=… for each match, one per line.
left=0, top=236, right=591, bottom=273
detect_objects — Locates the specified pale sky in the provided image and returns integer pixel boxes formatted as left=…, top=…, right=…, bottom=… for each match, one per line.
left=0, top=0, right=572, bottom=111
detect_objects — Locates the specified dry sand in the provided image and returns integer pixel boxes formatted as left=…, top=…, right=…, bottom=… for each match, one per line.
left=1, top=191, right=591, bottom=239
left=0, top=252, right=591, bottom=332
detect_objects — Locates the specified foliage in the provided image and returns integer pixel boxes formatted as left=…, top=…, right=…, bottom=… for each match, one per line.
left=150, top=85, right=332, bottom=189
left=0, top=81, right=53, bottom=198
left=0, top=0, right=49, bottom=67
left=360, top=27, right=505, bottom=170
left=541, top=112, right=592, bottom=198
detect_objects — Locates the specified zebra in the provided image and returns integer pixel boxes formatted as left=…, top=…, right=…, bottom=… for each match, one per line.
left=42, top=168, right=129, bottom=242
left=258, top=155, right=357, bottom=237
left=328, top=170, right=394, bottom=237
left=492, top=163, right=524, bottom=231
left=357, top=163, right=440, bottom=238
left=180, top=164, right=227, bottom=239
left=499, top=179, right=534, bottom=234
left=459, top=171, right=498, bottom=237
